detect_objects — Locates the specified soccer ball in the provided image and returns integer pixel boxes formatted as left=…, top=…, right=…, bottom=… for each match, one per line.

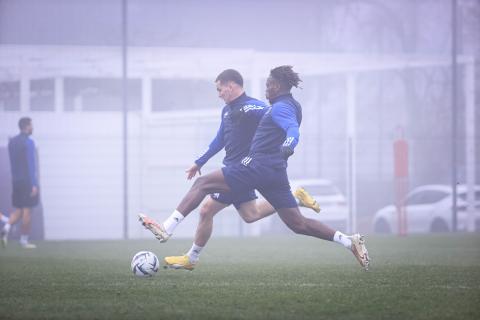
left=131, top=251, right=159, bottom=277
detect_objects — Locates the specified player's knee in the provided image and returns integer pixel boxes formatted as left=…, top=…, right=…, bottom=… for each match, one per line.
left=192, top=176, right=205, bottom=189
left=199, top=204, right=215, bottom=221
left=241, top=214, right=256, bottom=224
left=193, top=175, right=213, bottom=193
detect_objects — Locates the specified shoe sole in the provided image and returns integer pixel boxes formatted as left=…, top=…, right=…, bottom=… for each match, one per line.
left=351, top=235, right=370, bottom=271
left=164, top=264, right=194, bottom=271
left=138, top=213, right=170, bottom=243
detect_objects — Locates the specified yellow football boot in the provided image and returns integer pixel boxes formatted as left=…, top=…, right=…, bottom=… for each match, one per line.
left=294, top=187, right=321, bottom=213
left=164, top=255, right=196, bottom=271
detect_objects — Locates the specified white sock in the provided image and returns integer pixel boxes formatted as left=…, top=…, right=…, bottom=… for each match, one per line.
left=0, top=215, right=8, bottom=223
left=20, top=234, right=29, bottom=244
left=187, top=243, right=203, bottom=263
left=3, top=223, right=11, bottom=233
left=333, top=231, right=352, bottom=249
left=163, top=210, right=185, bottom=235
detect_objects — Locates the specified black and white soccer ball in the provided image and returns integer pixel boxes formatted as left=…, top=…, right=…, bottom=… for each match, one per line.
left=131, top=251, right=159, bottom=277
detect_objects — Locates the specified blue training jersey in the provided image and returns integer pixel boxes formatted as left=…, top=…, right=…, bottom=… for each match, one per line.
left=8, top=133, right=38, bottom=187
left=247, top=93, right=302, bottom=168
left=195, top=93, right=267, bottom=166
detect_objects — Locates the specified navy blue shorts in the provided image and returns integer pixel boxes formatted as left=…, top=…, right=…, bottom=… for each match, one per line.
left=12, top=181, right=39, bottom=208
left=210, top=189, right=258, bottom=209
left=222, top=158, right=297, bottom=210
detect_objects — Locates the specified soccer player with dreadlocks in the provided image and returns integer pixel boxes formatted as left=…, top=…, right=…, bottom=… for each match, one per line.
left=140, top=69, right=320, bottom=270
left=140, top=65, right=370, bottom=270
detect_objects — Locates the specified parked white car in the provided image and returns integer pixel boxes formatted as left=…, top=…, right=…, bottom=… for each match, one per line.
left=290, top=179, right=348, bottom=231
left=373, top=184, right=480, bottom=233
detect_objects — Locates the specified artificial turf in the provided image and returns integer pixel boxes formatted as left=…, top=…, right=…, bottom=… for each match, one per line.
left=0, top=234, right=479, bottom=319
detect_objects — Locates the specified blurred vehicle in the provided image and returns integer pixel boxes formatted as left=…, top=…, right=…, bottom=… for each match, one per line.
left=373, top=184, right=480, bottom=233
left=290, top=179, right=348, bottom=231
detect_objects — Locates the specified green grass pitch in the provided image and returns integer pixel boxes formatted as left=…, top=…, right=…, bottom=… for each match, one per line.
left=1, top=234, right=479, bottom=319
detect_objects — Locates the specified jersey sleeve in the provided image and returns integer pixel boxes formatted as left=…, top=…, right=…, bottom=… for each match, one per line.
left=194, top=113, right=226, bottom=166
left=271, top=103, right=300, bottom=150
left=27, top=139, right=38, bottom=187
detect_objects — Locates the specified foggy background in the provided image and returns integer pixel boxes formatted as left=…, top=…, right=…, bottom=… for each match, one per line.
left=0, top=0, right=478, bottom=240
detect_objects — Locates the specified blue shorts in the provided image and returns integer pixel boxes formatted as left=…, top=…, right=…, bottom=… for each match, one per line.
left=222, top=158, right=297, bottom=210
left=210, top=189, right=257, bottom=209
left=12, top=181, right=39, bottom=208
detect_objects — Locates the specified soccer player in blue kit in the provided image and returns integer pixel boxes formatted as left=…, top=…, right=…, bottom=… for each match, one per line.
left=1, top=117, right=39, bottom=249
left=140, top=69, right=320, bottom=270
left=140, top=66, right=370, bottom=270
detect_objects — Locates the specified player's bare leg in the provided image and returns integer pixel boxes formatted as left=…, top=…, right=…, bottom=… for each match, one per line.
left=21, top=208, right=31, bottom=235
left=164, top=198, right=228, bottom=270
left=237, top=199, right=276, bottom=223
left=1, top=208, right=22, bottom=248
left=177, top=170, right=231, bottom=215
left=20, top=208, right=36, bottom=248
left=165, top=198, right=275, bottom=270
left=165, top=187, right=323, bottom=269
left=276, top=207, right=370, bottom=270
left=195, top=199, right=228, bottom=247
left=237, top=186, right=320, bottom=224
left=7, top=209, right=22, bottom=225
left=276, top=207, right=335, bottom=240
left=139, top=169, right=230, bottom=242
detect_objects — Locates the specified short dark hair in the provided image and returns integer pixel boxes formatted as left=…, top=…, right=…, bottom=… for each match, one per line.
left=18, top=117, right=32, bottom=130
left=270, top=65, right=302, bottom=91
left=215, top=69, right=243, bottom=87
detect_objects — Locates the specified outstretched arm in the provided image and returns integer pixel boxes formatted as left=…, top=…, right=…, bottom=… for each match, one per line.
left=187, top=115, right=225, bottom=179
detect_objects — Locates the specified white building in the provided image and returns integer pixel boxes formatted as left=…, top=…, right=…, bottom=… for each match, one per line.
left=0, top=45, right=476, bottom=239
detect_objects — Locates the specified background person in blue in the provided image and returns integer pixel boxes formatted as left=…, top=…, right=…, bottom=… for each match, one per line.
left=141, top=66, right=370, bottom=270
left=140, top=69, right=320, bottom=270
left=0, top=117, right=39, bottom=249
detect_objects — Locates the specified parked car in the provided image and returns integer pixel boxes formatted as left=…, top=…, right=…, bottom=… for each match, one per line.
left=373, top=184, right=480, bottom=233
left=290, top=179, right=348, bottom=231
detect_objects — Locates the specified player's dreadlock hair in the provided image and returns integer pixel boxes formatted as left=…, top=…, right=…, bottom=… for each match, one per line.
left=270, top=65, right=302, bottom=91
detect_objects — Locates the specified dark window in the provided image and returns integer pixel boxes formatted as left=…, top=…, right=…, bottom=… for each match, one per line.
left=64, top=77, right=141, bottom=111
left=31, top=78, right=55, bottom=111
left=0, top=81, right=20, bottom=111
